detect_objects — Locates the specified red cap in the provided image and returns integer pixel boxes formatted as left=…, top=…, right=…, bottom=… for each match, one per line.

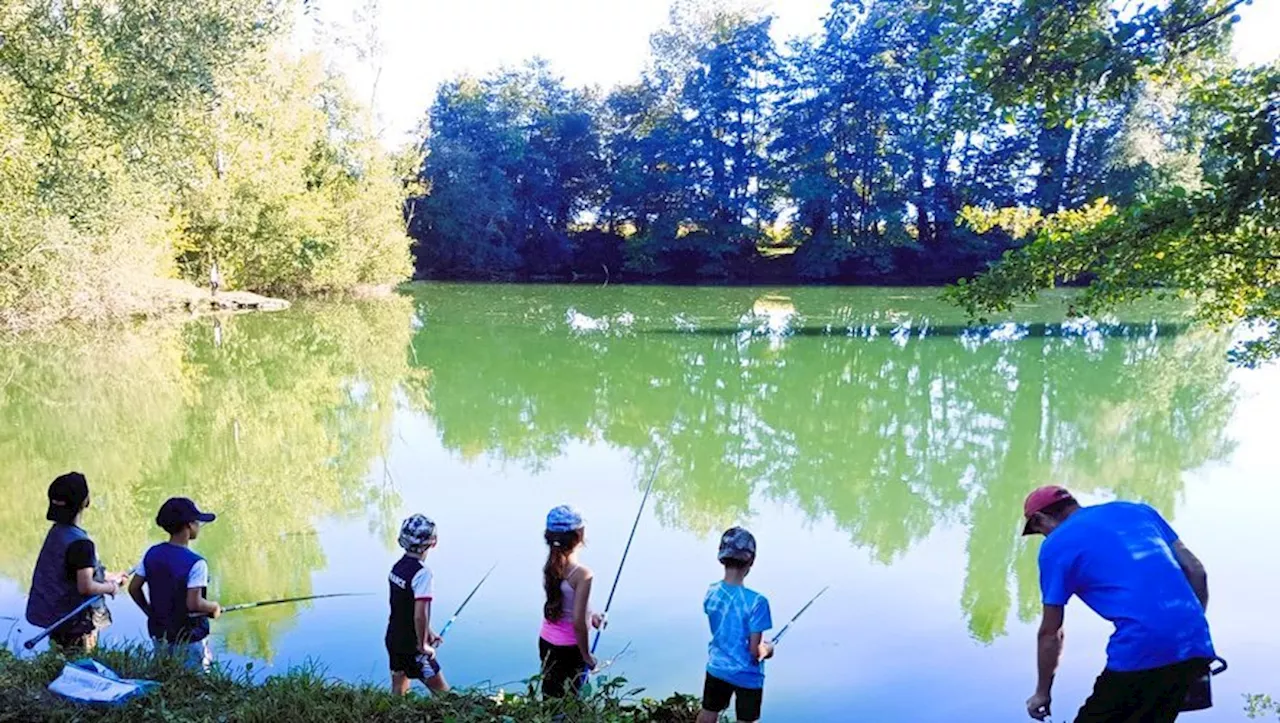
left=1022, top=486, right=1074, bottom=535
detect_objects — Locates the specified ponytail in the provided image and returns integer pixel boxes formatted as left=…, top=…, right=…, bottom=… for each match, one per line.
left=543, top=528, right=584, bottom=621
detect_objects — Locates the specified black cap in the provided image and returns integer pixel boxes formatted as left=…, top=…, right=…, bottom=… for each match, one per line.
left=156, top=497, right=216, bottom=530
left=47, top=472, right=89, bottom=524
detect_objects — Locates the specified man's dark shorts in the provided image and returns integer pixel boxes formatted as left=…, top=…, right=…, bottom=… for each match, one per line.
left=702, top=672, right=763, bottom=721
left=1075, top=658, right=1209, bottom=723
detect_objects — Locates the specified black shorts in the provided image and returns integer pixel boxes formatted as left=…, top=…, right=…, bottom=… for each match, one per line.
left=538, top=637, right=587, bottom=698
left=702, top=672, right=763, bottom=721
left=387, top=649, right=441, bottom=681
left=1075, top=658, right=1209, bottom=723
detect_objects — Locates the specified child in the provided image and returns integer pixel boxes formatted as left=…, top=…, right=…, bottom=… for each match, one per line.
left=698, top=527, right=774, bottom=723
left=25, top=472, right=128, bottom=652
left=128, top=497, right=221, bottom=671
left=539, top=505, right=604, bottom=698
left=386, top=514, right=449, bottom=694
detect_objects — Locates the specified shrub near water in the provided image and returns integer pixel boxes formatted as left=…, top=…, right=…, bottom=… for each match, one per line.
left=0, top=648, right=700, bottom=723
left=0, top=0, right=412, bottom=332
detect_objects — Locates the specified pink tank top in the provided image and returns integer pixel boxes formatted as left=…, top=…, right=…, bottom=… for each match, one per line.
left=539, top=567, right=581, bottom=646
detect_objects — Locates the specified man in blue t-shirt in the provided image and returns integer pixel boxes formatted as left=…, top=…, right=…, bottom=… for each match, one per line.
left=1021, top=486, right=1214, bottom=723
left=698, top=527, right=774, bottom=723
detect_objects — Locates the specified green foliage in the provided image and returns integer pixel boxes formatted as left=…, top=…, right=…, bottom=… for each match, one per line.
left=174, top=51, right=411, bottom=295
left=0, top=0, right=411, bottom=330
left=950, top=64, right=1279, bottom=362
left=408, top=0, right=1248, bottom=289
left=1247, top=693, right=1280, bottom=719
left=0, top=647, right=701, bottom=723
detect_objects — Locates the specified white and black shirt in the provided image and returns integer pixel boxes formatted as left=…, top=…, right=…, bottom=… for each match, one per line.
left=385, top=555, right=433, bottom=653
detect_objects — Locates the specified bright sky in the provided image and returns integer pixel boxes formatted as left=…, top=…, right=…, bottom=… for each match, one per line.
left=301, top=0, right=1280, bottom=145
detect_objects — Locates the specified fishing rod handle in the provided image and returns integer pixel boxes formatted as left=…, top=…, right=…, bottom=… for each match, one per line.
left=23, top=566, right=136, bottom=648
left=25, top=594, right=100, bottom=649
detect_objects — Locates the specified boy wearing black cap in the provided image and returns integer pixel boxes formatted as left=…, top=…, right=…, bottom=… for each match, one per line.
left=25, top=472, right=128, bottom=652
left=697, top=527, right=774, bottom=723
left=127, top=497, right=221, bottom=670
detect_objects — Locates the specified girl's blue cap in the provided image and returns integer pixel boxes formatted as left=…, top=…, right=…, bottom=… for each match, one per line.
left=546, top=505, right=584, bottom=533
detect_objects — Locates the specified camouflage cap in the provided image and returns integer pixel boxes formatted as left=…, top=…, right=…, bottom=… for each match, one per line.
left=718, top=526, right=757, bottom=563
left=398, top=514, right=437, bottom=553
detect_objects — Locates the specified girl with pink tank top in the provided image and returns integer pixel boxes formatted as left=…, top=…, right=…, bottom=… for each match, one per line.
left=539, top=505, right=604, bottom=698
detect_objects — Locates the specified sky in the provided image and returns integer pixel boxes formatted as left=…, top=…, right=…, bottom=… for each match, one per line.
left=300, top=0, right=1280, bottom=145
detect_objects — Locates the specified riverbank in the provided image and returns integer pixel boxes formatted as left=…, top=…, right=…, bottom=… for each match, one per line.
left=0, top=277, right=299, bottom=335
left=0, top=648, right=699, bottom=723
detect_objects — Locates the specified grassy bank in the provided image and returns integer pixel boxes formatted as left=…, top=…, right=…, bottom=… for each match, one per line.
left=0, top=648, right=700, bottom=723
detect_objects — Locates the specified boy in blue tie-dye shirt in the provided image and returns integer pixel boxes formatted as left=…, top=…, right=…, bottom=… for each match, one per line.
left=698, top=527, right=774, bottom=723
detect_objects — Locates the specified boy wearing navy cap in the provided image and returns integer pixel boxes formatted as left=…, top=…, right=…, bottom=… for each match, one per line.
left=128, top=497, right=221, bottom=670
left=698, top=527, right=774, bottom=723
left=25, top=472, right=129, bottom=652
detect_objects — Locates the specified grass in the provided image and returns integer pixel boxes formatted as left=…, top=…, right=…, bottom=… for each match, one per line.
left=0, top=647, right=701, bottom=723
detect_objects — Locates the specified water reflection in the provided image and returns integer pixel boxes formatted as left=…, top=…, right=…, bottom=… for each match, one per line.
left=409, top=285, right=1235, bottom=643
left=0, top=285, right=1237, bottom=662
left=0, top=299, right=426, bottom=658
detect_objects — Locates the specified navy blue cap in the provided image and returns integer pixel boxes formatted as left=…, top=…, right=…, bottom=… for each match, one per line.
left=718, top=526, right=757, bottom=563
left=156, top=497, right=216, bottom=529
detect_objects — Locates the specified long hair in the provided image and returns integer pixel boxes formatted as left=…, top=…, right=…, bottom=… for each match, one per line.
left=543, top=528, right=585, bottom=621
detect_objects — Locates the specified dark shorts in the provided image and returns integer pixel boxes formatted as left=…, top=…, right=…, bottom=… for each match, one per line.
left=702, top=672, right=763, bottom=721
left=539, top=637, right=587, bottom=698
left=388, top=649, right=441, bottom=681
left=50, top=606, right=110, bottom=653
left=1075, top=658, right=1209, bottom=723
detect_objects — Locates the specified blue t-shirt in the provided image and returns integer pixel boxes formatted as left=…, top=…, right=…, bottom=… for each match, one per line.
left=704, top=580, right=773, bottom=688
left=1038, top=501, right=1214, bottom=672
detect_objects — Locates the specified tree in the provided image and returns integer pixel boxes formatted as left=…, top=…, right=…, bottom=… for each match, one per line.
left=408, top=63, right=605, bottom=279
left=0, top=0, right=412, bottom=329
left=949, top=64, right=1279, bottom=364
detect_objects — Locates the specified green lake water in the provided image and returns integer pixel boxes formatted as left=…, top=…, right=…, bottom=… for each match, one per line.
left=2, top=283, right=1277, bottom=721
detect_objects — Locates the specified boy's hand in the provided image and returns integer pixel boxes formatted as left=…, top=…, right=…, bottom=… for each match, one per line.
left=208, top=603, right=223, bottom=619
left=427, top=631, right=443, bottom=648
left=418, top=643, right=437, bottom=660
left=758, top=641, right=775, bottom=661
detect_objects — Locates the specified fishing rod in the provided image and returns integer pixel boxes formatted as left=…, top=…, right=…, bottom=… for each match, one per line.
left=589, top=452, right=663, bottom=658
left=438, top=562, right=497, bottom=638
left=770, top=585, right=829, bottom=645
left=190, top=592, right=371, bottom=617
left=24, top=567, right=137, bottom=650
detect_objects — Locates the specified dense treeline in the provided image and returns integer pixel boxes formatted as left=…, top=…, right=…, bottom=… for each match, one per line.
left=0, top=0, right=412, bottom=330
left=407, top=0, right=1267, bottom=287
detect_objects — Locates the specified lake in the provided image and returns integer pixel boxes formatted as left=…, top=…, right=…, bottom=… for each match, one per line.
left=2, top=283, right=1277, bottom=722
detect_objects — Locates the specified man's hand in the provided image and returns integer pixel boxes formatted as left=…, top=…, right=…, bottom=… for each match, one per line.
left=427, top=631, right=443, bottom=648
left=208, top=603, right=222, bottom=619
left=1026, top=692, right=1051, bottom=721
